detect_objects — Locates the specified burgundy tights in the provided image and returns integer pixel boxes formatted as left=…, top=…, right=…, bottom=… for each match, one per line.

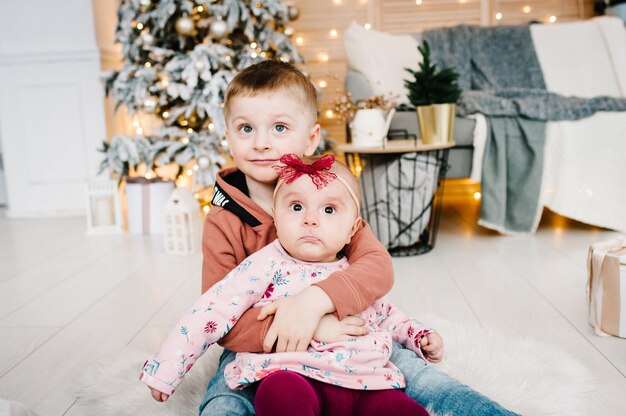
left=255, top=371, right=429, bottom=416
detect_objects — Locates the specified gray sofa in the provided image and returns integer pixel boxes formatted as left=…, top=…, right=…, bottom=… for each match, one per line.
left=345, top=70, right=475, bottom=179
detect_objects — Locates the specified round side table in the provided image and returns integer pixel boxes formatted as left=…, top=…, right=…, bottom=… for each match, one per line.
left=339, top=140, right=454, bottom=256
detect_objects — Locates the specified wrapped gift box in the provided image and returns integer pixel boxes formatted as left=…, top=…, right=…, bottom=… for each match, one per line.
left=587, top=237, right=626, bottom=338
left=125, top=178, right=175, bottom=235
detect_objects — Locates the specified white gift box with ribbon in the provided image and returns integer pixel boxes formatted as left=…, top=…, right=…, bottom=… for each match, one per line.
left=587, top=236, right=626, bottom=338
left=125, top=178, right=175, bottom=235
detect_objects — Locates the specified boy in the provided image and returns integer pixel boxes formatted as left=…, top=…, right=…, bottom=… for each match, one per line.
left=199, top=60, right=517, bottom=416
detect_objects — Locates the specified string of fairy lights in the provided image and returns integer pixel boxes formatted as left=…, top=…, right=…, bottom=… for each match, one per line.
left=299, top=1, right=564, bottom=122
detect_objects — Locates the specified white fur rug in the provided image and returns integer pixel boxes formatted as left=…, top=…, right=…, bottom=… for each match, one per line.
left=71, top=317, right=593, bottom=416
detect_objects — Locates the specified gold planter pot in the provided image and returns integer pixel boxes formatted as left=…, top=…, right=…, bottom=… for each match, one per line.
left=416, top=103, right=456, bottom=144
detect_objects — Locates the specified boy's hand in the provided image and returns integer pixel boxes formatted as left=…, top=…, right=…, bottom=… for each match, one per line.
left=148, top=386, right=169, bottom=402
left=258, top=286, right=334, bottom=353
left=420, top=332, right=444, bottom=363
left=313, top=314, right=369, bottom=343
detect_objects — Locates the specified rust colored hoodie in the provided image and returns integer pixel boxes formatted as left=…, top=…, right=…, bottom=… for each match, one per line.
left=203, top=167, right=394, bottom=352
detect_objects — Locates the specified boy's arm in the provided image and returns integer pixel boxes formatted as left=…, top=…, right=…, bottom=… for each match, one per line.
left=141, top=251, right=272, bottom=396
left=314, top=220, right=394, bottom=319
left=201, top=211, right=273, bottom=352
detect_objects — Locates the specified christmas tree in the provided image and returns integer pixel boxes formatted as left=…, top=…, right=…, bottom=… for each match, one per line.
left=100, top=0, right=302, bottom=188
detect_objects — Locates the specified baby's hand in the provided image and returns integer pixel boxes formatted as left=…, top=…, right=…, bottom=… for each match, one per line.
left=420, top=332, right=444, bottom=363
left=149, top=386, right=170, bottom=402
left=313, top=314, right=368, bottom=343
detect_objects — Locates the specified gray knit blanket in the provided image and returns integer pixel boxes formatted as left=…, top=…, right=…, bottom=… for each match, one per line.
left=422, top=24, right=626, bottom=234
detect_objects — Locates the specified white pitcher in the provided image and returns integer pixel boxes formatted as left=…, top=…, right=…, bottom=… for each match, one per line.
left=349, top=108, right=396, bottom=147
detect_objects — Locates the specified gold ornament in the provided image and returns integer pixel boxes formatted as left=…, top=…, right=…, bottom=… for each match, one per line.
left=175, top=16, right=195, bottom=36
left=209, top=19, right=228, bottom=39
left=288, top=5, right=300, bottom=20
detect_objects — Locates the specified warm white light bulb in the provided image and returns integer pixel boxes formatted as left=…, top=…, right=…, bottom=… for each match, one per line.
left=295, top=36, right=304, bottom=45
left=549, top=15, right=557, bottom=23
left=329, top=29, right=338, bottom=37
left=318, top=80, right=327, bottom=88
left=416, top=0, right=422, bottom=5
left=162, top=111, right=170, bottom=118
left=137, top=23, right=144, bottom=30
left=495, top=12, right=503, bottom=20
left=320, top=54, right=329, bottom=62
left=325, top=110, right=334, bottom=118
left=523, top=5, right=531, bottom=13
left=364, top=23, right=372, bottom=30
left=473, top=192, right=481, bottom=200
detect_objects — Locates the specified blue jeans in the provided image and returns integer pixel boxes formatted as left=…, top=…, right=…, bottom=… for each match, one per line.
left=200, top=344, right=519, bottom=415
left=391, top=342, right=519, bottom=415
left=198, top=349, right=256, bottom=416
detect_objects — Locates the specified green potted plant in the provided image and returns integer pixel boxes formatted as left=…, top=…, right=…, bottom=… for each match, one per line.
left=404, top=41, right=462, bottom=144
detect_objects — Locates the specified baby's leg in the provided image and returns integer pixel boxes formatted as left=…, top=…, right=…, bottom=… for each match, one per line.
left=198, top=349, right=256, bottom=416
left=391, top=342, right=520, bottom=416
left=255, top=371, right=320, bottom=416
left=354, top=389, right=429, bottom=416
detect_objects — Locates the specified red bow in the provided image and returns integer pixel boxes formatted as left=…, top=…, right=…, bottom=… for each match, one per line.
left=273, top=154, right=337, bottom=189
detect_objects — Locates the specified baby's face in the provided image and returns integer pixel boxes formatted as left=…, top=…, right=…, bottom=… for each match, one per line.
left=225, top=89, right=320, bottom=187
left=273, top=175, right=359, bottom=263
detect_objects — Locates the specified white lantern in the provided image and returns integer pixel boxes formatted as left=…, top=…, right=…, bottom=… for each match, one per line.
left=163, top=188, right=201, bottom=255
left=85, top=179, right=123, bottom=235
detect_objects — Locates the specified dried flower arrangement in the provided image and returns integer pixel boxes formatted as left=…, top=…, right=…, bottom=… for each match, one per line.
left=332, top=92, right=397, bottom=122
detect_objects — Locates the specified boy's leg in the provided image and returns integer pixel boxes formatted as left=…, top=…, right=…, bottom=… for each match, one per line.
left=354, top=389, right=429, bottom=416
left=255, top=371, right=320, bottom=416
left=198, top=349, right=256, bottom=416
left=391, top=342, right=520, bottom=416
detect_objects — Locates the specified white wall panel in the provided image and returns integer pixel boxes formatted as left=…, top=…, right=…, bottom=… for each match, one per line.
left=0, top=1, right=106, bottom=218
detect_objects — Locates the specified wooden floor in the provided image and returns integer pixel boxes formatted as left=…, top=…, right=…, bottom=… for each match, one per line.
left=0, top=197, right=625, bottom=416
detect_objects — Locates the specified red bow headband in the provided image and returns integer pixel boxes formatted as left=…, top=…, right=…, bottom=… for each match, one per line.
left=272, top=153, right=337, bottom=189
left=272, top=154, right=361, bottom=216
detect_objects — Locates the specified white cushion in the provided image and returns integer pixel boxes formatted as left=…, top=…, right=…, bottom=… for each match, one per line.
left=343, top=21, right=421, bottom=105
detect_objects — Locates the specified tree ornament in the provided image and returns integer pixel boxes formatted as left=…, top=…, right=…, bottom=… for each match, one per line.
left=209, top=19, right=228, bottom=39
left=288, top=5, right=300, bottom=20
left=143, top=96, right=158, bottom=113
left=175, top=16, right=195, bottom=36
left=197, top=155, right=210, bottom=169
left=279, top=53, right=291, bottom=63
left=194, top=60, right=207, bottom=72
left=141, top=32, right=154, bottom=46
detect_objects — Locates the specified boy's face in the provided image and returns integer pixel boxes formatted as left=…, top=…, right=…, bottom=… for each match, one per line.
left=273, top=175, right=360, bottom=263
left=225, top=89, right=320, bottom=187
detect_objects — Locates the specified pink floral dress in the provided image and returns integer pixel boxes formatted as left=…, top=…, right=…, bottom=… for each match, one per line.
left=140, top=240, right=432, bottom=396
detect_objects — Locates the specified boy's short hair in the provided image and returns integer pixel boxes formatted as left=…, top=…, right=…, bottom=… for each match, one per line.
left=224, top=60, right=318, bottom=123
